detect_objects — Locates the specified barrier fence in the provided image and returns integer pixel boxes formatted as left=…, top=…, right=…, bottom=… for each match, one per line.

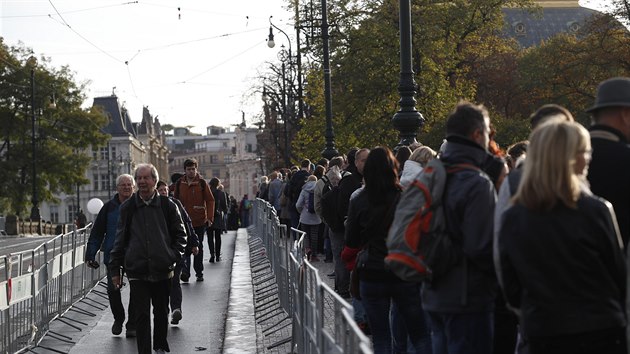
left=0, top=224, right=108, bottom=354
left=251, top=199, right=373, bottom=354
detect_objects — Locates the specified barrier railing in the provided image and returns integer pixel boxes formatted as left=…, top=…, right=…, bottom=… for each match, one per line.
left=0, top=224, right=108, bottom=353
left=251, top=199, right=372, bottom=354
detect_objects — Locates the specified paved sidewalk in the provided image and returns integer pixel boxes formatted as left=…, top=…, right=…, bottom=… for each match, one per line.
left=32, top=230, right=253, bottom=354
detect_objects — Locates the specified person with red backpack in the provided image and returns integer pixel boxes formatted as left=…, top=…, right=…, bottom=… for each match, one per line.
left=173, top=158, right=215, bottom=282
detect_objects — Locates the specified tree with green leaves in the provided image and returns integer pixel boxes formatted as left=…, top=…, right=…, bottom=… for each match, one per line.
left=0, top=39, right=109, bottom=217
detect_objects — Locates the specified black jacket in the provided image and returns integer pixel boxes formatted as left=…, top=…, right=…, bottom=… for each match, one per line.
left=109, top=192, right=187, bottom=281
left=587, top=124, right=630, bottom=246
left=345, top=188, right=401, bottom=282
left=337, top=165, right=362, bottom=231
left=210, top=187, right=228, bottom=230
left=498, top=193, right=626, bottom=337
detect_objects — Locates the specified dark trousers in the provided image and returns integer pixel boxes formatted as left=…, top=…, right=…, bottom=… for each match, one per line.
left=182, top=226, right=206, bottom=278
left=330, top=230, right=349, bottom=294
left=106, top=272, right=136, bottom=330
left=208, top=227, right=222, bottom=258
left=528, top=326, right=626, bottom=354
left=361, top=280, right=432, bottom=354
left=129, top=278, right=172, bottom=354
left=428, top=311, right=494, bottom=354
left=169, top=262, right=183, bottom=311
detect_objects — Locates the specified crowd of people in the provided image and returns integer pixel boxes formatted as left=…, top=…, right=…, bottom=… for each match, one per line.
left=83, top=76, right=630, bottom=354
left=84, top=157, right=256, bottom=353
left=256, top=77, right=630, bottom=354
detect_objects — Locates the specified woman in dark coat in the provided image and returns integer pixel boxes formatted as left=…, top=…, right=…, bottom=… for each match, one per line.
left=497, top=121, right=626, bottom=354
left=227, top=195, right=239, bottom=230
left=208, top=178, right=227, bottom=262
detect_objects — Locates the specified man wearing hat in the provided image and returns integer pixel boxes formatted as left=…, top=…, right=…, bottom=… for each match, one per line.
left=586, top=77, right=630, bottom=246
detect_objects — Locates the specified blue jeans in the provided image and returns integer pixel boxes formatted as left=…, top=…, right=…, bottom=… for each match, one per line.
left=427, top=311, right=493, bottom=354
left=360, top=280, right=432, bottom=354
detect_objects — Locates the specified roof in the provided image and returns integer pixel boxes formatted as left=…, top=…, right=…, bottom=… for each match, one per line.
left=92, top=95, right=137, bottom=138
left=503, top=5, right=601, bottom=47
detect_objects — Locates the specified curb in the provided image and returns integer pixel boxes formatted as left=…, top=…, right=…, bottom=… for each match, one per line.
left=223, top=228, right=257, bottom=354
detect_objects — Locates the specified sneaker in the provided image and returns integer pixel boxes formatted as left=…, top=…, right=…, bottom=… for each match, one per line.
left=180, top=273, right=190, bottom=283
left=171, top=308, right=182, bottom=325
left=327, top=272, right=336, bottom=278
left=125, top=329, right=136, bottom=338
left=196, top=275, right=204, bottom=282
left=111, top=321, right=123, bottom=335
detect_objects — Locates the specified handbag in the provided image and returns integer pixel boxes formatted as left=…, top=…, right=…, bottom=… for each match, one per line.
left=350, top=248, right=369, bottom=300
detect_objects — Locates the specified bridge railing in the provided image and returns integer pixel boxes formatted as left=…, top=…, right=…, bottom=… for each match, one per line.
left=251, top=199, right=372, bottom=354
left=0, top=224, right=107, bottom=353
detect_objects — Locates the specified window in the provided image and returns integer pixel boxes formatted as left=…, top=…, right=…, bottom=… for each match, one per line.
left=111, top=146, right=117, bottom=160
left=93, top=174, right=99, bottom=190
left=101, top=174, right=108, bottom=190
left=68, top=204, right=77, bottom=224
left=92, top=148, right=97, bottom=159
left=50, top=205, right=59, bottom=224
left=100, top=147, right=108, bottom=160
left=246, top=144, right=253, bottom=153
left=213, top=169, right=220, bottom=178
left=210, top=155, right=217, bottom=164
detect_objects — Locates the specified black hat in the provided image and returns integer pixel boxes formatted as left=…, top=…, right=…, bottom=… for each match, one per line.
left=586, top=77, right=630, bottom=113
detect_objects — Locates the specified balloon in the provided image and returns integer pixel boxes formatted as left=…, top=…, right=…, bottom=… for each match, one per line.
left=87, top=198, right=104, bottom=215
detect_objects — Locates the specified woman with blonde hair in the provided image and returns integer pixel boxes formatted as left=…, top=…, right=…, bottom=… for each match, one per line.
left=496, top=121, right=626, bottom=354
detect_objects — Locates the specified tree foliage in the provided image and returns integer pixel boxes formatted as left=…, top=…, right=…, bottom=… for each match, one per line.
left=0, top=39, right=109, bottom=217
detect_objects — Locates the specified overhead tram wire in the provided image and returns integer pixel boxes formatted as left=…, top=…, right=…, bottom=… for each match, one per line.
left=0, top=1, right=139, bottom=19
left=181, top=40, right=263, bottom=83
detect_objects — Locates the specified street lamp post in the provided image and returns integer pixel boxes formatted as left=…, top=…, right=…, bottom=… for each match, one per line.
left=268, top=19, right=295, bottom=167
left=320, top=0, right=339, bottom=160
left=391, top=0, right=424, bottom=148
left=30, top=67, right=40, bottom=222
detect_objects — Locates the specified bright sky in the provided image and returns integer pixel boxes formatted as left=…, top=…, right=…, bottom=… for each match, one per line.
left=0, top=0, right=294, bottom=134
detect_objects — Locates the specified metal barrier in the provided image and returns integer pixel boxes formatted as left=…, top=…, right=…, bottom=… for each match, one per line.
left=250, top=199, right=372, bottom=354
left=0, top=224, right=108, bottom=353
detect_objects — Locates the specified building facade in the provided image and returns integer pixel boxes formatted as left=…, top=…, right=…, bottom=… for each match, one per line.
left=40, top=94, right=168, bottom=224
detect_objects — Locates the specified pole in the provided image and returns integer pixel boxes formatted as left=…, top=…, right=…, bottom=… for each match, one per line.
left=107, top=141, right=112, bottom=200
left=391, top=0, right=424, bottom=148
left=30, top=68, right=41, bottom=222
left=320, top=0, right=339, bottom=160
left=281, top=62, right=290, bottom=167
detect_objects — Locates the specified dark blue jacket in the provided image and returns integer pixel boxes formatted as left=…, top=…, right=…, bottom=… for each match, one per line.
left=85, top=194, right=123, bottom=265
left=422, top=137, right=497, bottom=313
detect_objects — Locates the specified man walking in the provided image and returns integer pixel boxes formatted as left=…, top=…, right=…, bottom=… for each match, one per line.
left=85, top=174, right=137, bottom=337
left=208, top=177, right=228, bottom=262
left=109, top=164, right=187, bottom=354
left=174, top=158, right=215, bottom=282
left=587, top=77, right=630, bottom=247
left=422, top=102, right=497, bottom=354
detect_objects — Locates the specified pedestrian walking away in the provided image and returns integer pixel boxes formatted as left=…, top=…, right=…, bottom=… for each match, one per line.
left=208, top=177, right=228, bottom=262
left=109, top=164, right=187, bottom=354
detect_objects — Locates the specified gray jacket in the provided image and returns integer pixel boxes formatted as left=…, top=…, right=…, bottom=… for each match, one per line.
left=109, top=192, right=187, bottom=282
left=422, top=137, right=498, bottom=313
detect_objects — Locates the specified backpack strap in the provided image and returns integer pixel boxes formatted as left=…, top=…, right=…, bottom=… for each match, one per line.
left=174, top=178, right=181, bottom=200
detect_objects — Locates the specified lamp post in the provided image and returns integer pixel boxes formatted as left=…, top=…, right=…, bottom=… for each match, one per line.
left=391, top=0, right=424, bottom=148
left=320, top=0, right=339, bottom=160
left=267, top=20, right=294, bottom=167
left=30, top=65, right=40, bottom=222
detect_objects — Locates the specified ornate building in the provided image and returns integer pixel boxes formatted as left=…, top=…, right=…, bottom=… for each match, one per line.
left=40, top=94, right=168, bottom=223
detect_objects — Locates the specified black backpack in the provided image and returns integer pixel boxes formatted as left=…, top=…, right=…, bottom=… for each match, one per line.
left=321, top=183, right=344, bottom=231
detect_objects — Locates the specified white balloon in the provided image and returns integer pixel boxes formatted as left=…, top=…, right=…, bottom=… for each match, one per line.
left=87, top=198, right=104, bottom=215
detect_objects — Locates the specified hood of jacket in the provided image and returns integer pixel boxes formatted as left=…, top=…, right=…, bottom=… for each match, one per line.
left=302, top=180, right=317, bottom=192
left=442, top=135, right=489, bottom=167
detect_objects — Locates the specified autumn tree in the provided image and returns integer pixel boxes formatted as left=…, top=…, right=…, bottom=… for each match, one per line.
left=0, top=39, right=109, bottom=217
